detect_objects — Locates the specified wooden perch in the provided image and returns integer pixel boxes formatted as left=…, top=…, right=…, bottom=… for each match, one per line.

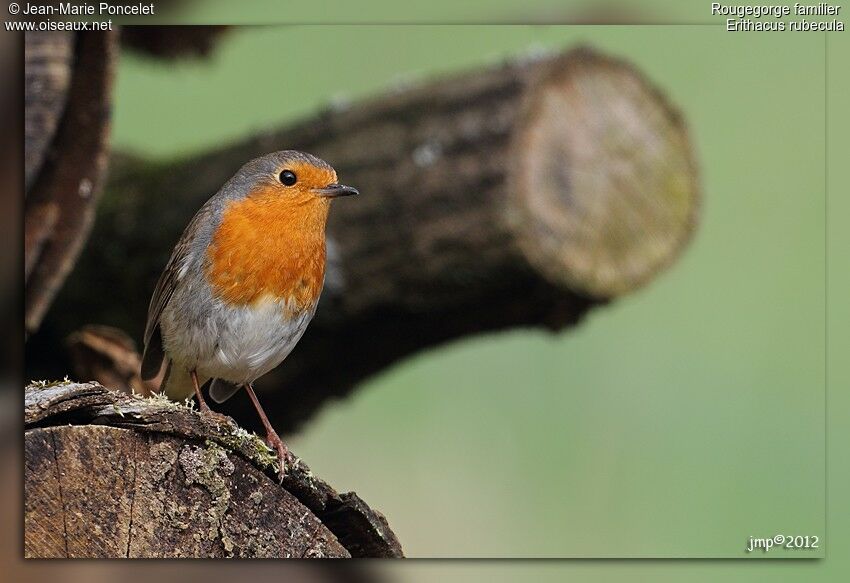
left=35, top=46, right=699, bottom=435
left=24, top=381, right=403, bottom=558
left=24, top=31, right=117, bottom=335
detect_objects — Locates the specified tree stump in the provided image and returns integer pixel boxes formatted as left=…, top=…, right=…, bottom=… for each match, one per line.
left=24, top=381, right=403, bottom=558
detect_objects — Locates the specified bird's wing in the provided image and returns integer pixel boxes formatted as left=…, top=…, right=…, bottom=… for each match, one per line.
left=141, top=204, right=214, bottom=380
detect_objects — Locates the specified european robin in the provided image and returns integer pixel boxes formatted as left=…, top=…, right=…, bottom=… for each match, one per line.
left=140, top=150, right=358, bottom=475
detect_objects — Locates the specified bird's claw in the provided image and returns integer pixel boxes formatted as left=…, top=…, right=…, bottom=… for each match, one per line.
left=267, top=434, right=293, bottom=482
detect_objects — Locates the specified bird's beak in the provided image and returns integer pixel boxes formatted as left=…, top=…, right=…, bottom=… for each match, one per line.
left=314, top=183, right=359, bottom=198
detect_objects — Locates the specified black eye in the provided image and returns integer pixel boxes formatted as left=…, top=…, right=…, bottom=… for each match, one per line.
left=279, top=170, right=297, bottom=186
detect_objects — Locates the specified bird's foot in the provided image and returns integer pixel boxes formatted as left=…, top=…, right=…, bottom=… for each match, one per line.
left=243, top=382, right=294, bottom=481
left=192, top=396, right=225, bottom=420
left=202, top=409, right=232, bottom=426
left=266, top=432, right=294, bottom=481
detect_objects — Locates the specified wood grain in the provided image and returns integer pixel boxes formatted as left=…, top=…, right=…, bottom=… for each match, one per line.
left=24, top=382, right=403, bottom=558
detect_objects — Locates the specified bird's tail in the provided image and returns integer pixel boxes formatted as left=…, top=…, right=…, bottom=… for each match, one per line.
left=160, top=362, right=206, bottom=402
left=209, top=379, right=241, bottom=403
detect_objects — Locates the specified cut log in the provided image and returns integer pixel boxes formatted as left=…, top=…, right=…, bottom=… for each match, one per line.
left=34, top=46, right=699, bottom=435
left=24, top=381, right=403, bottom=558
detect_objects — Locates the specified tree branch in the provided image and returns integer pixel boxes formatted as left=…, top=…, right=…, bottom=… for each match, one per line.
left=24, top=31, right=117, bottom=334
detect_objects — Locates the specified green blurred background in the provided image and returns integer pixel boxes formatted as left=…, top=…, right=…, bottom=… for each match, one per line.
left=111, top=25, right=826, bottom=559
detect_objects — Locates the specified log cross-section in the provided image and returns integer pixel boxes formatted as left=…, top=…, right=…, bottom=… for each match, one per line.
left=24, top=382, right=403, bottom=558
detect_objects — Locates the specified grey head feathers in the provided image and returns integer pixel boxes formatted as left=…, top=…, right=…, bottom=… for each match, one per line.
left=216, top=150, right=334, bottom=202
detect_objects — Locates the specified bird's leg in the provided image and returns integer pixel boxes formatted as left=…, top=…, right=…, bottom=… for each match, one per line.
left=190, top=369, right=211, bottom=413
left=244, top=382, right=291, bottom=477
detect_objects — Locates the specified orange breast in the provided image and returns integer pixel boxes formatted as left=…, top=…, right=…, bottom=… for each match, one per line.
left=206, top=186, right=329, bottom=313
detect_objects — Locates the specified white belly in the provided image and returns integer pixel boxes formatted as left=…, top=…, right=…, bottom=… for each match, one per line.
left=162, top=296, right=315, bottom=385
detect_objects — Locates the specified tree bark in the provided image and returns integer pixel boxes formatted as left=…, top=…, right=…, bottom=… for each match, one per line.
left=24, top=381, right=403, bottom=558
left=34, top=46, right=700, bottom=435
left=24, top=31, right=74, bottom=192
left=24, top=31, right=117, bottom=335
